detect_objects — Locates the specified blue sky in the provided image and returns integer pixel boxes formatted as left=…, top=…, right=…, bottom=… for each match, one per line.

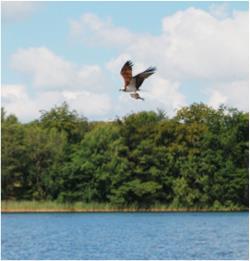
left=2, top=1, right=249, bottom=121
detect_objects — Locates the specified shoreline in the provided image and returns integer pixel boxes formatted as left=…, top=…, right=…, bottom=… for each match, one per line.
left=1, top=208, right=248, bottom=213
left=2, top=200, right=247, bottom=213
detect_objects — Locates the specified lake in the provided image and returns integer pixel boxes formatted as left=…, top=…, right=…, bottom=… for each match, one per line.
left=1, top=212, right=248, bottom=260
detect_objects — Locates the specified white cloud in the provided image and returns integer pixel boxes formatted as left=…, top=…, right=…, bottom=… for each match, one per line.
left=7, top=47, right=113, bottom=121
left=207, top=90, right=228, bottom=109
left=70, top=13, right=135, bottom=47
left=146, top=77, right=186, bottom=110
left=62, top=90, right=112, bottom=116
left=11, top=47, right=74, bottom=88
left=1, top=2, right=40, bottom=23
left=11, top=47, right=107, bottom=91
left=72, top=9, right=248, bottom=83
left=208, top=80, right=249, bottom=111
left=72, top=8, right=248, bottom=112
left=208, top=3, right=231, bottom=19
left=2, top=84, right=27, bottom=101
left=113, top=77, right=186, bottom=119
left=161, top=8, right=248, bottom=81
left=4, top=7, right=248, bottom=122
left=2, top=84, right=40, bottom=120
left=2, top=84, right=112, bottom=122
left=106, top=54, right=132, bottom=74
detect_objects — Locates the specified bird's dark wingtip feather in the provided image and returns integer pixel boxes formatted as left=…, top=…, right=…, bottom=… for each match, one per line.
left=146, top=66, right=157, bottom=73
left=125, top=60, right=133, bottom=67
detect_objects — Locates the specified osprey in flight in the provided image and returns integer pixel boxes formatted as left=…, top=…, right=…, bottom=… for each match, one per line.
left=120, top=60, right=156, bottom=100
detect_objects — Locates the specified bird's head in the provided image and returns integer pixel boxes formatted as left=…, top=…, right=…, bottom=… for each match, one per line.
left=119, top=88, right=126, bottom=92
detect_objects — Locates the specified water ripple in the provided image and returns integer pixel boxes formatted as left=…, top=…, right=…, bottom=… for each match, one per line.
left=1, top=212, right=249, bottom=260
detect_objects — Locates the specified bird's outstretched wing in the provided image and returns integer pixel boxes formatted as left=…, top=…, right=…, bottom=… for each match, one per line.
left=120, top=61, right=133, bottom=87
left=134, top=67, right=156, bottom=90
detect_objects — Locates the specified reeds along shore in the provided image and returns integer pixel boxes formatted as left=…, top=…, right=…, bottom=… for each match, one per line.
left=1, top=201, right=247, bottom=213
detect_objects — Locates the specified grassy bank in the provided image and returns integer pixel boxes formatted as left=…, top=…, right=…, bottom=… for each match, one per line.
left=1, top=201, right=247, bottom=213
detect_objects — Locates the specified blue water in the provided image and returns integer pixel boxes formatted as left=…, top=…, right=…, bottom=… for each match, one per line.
left=1, top=212, right=248, bottom=260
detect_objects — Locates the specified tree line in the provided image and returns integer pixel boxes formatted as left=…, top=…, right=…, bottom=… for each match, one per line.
left=1, top=103, right=249, bottom=209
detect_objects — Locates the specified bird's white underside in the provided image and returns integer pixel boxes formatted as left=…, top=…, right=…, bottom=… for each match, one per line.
left=125, top=79, right=137, bottom=92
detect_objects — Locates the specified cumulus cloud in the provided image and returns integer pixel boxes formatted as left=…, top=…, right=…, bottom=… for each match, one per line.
left=208, top=3, right=231, bottom=19
left=70, top=13, right=135, bottom=47
left=4, top=7, right=248, bottom=122
left=1, top=2, right=41, bottom=23
left=11, top=47, right=107, bottom=91
left=72, top=8, right=248, bottom=82
left=11, top=47, right=74, bottom=88
left=71, top=8, right=248, bottom=112
left=161, top=8, right=248, bottom=81
left=207, top=90, right=228, bottom=109
left=62, top=90, right=112, bottom=116
left=7, top=47, right=113, bottom=121
left=2, top=84, right=112, bottom=122
left=2, top=84, right=41, bottom=120
left=118, top=79, right=186, bottom=119
left=146, top=77, right=186, bottom=110
left=207, top=80, right=249, bottom=111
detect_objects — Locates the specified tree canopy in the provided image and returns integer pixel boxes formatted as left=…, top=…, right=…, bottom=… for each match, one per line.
left=1, top=103, right=248, bottom=209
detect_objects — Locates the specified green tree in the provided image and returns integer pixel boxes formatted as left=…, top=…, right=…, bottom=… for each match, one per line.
left=23, top=125, right=67, bottom=200
left=1, top=110, right=28, bottom=199
left=1, top=104, right=248, bottom=209
left=40, top=102, right=88, bottom=144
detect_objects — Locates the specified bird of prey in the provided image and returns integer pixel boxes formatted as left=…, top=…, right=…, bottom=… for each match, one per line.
left=120, top=60, right=156, bottom=100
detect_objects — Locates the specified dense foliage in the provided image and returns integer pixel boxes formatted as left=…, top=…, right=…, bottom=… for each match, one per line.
left=1, top=103, right=249, bottom=209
